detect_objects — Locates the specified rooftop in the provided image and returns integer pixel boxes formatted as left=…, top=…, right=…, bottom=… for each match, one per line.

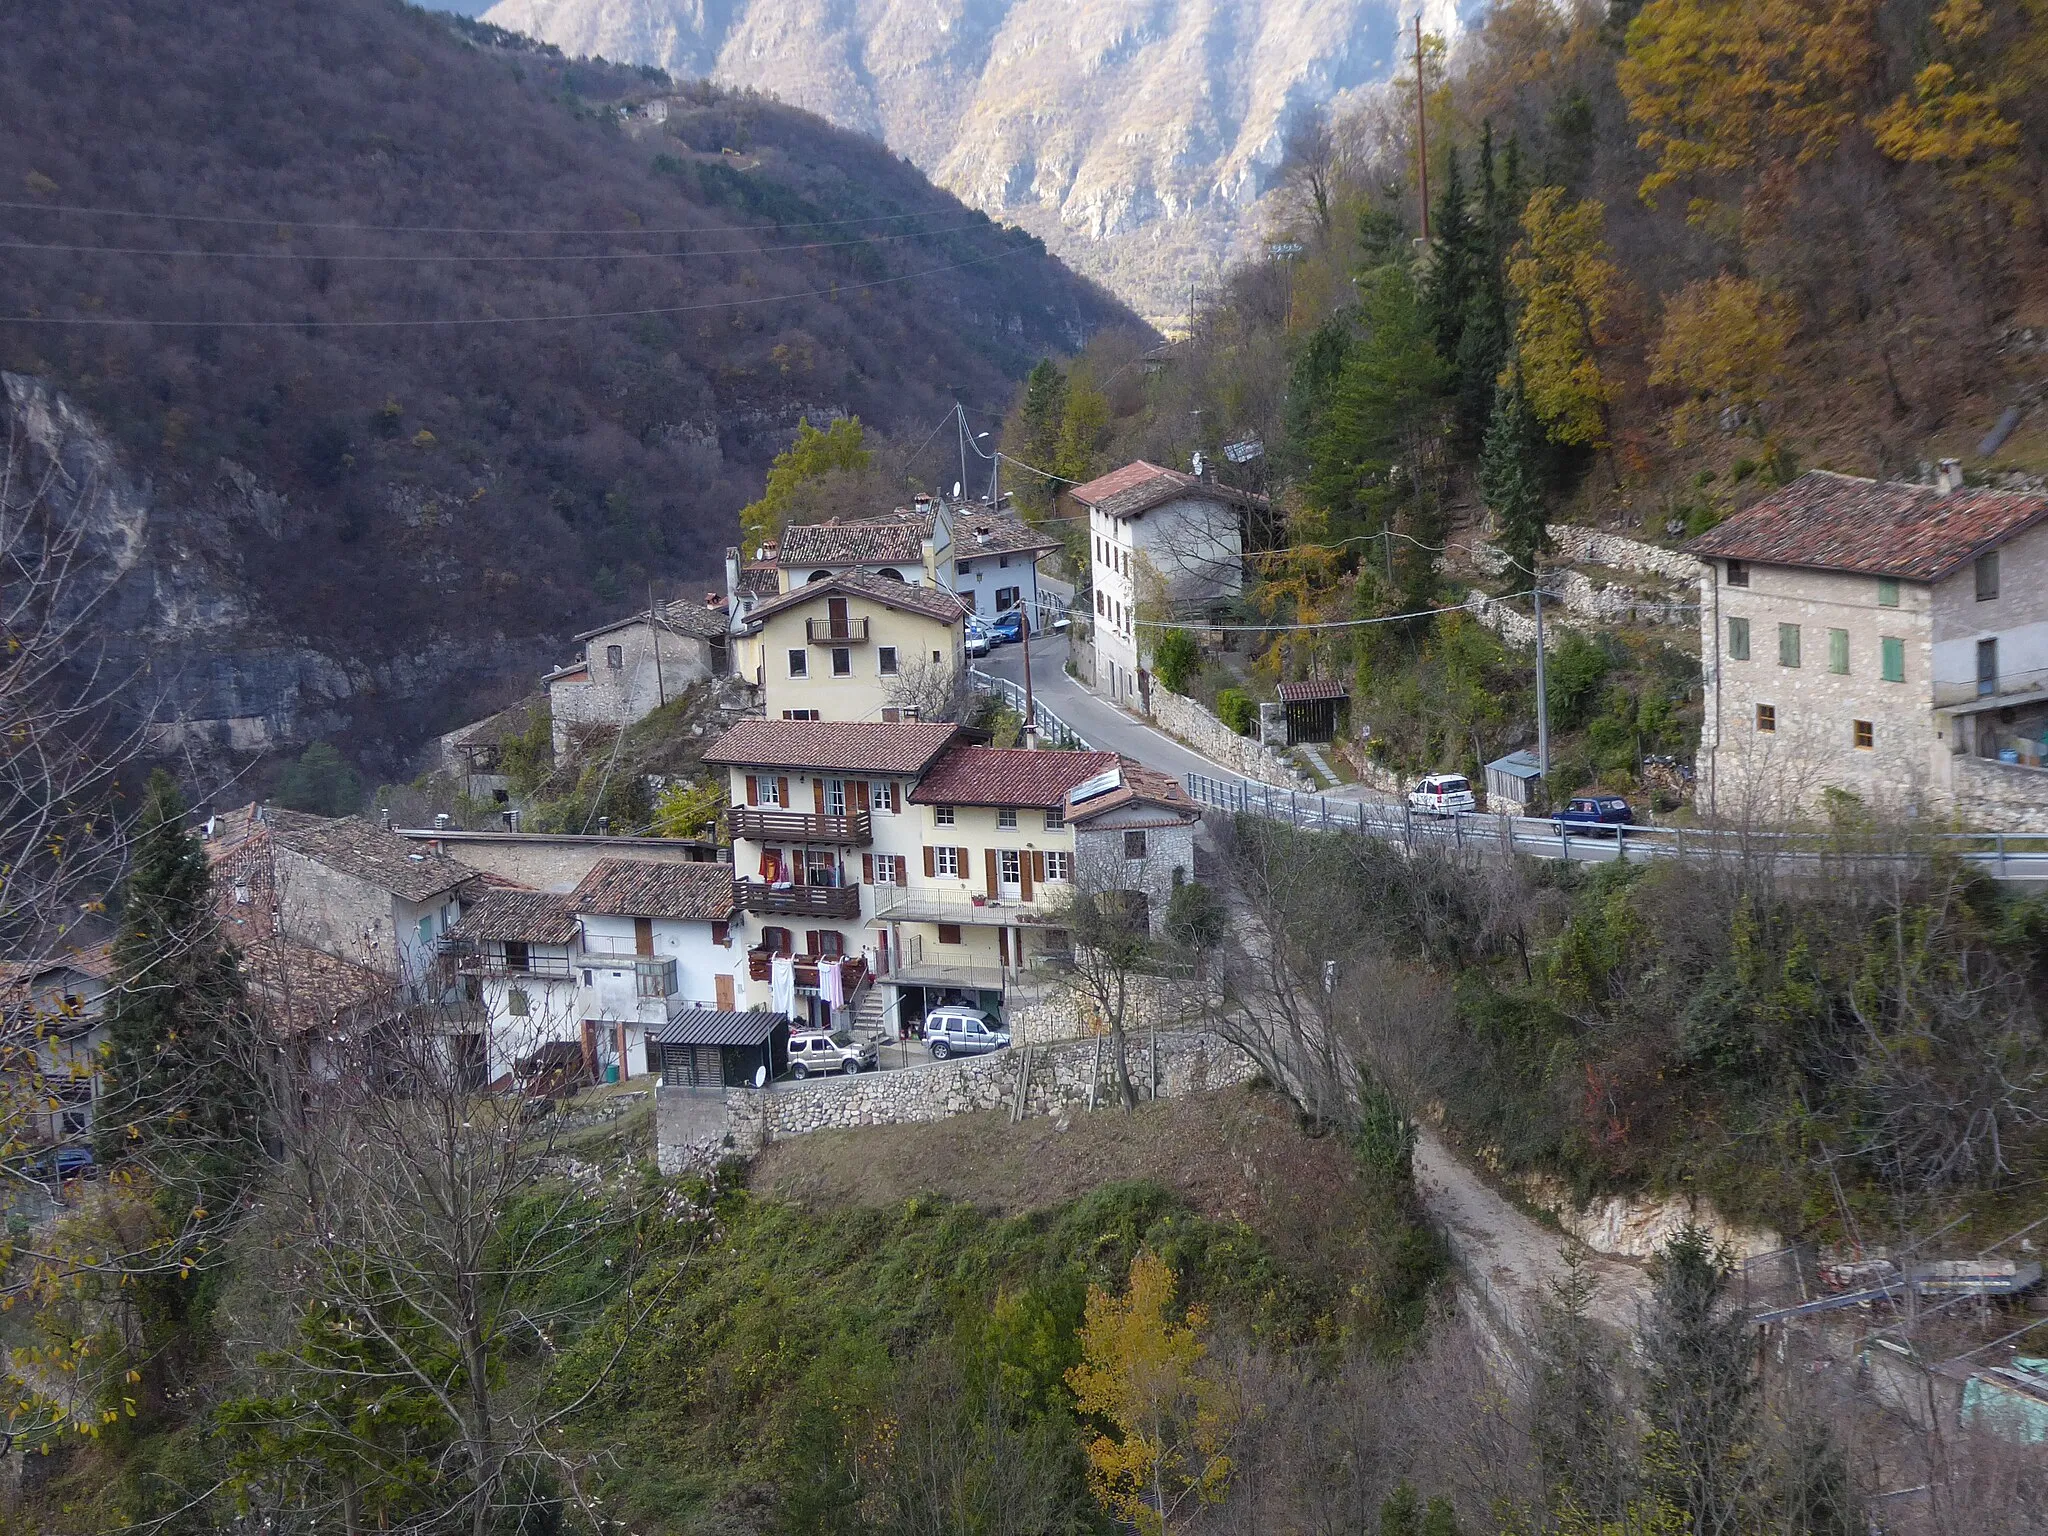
left=1067, top=460, right=1267, bottom=521
left=1686, top=471, right=2048, bottom=581
left=575, top=597, right=730, bottom=645
left=654, top=1006, right=787, bottom=1048
left=1276, top=677, right=1350, bottom=703
left=704, top=717, right=961, bottom=775
left=1064, top=758, right=1200, bottom=824
left=742, top=568, right=967, bottom=629
left=778, top=512, right=933, bottom=567
left=570, top=858, right=736, bottom=922
left=270, top=815, right=482, bottom=903
left=449, top=891, right=581, bottom=945
left=910, top=746, right=1121, bottom=808
left=953, top=512, right=1060, bottom=561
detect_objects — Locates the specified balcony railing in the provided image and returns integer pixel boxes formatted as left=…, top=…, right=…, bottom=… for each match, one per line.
left=746, top=950, right=871, bottom=989
left=805, top=616, right=870, bottom=645
left=871, top=886, right=1066, bottom=924
left=734, top=880, right=863, bottom=918
left=728, top=806, right=872, bottom=846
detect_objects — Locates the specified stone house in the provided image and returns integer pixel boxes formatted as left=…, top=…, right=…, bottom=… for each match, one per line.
left=545, top=599, right=730, bottom=756
left=1070, top=460, right=1258, bottom=711
left=0, top=942, right=115, bottom=1141
left=1063, top=761, right=1202, bottom=930
left=733, top=570, right=968, bottom=724
left=1689, top=466, right=2048, bottom=827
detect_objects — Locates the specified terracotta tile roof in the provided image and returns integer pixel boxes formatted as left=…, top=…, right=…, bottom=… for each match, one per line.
left=735, top=562, right=781, bottom=602
left=779, top=512, right=932, bottom=567
left=742, top=568, right=967, bottom=628
left=0, top=942, right=117, bottom=1000
left=270, top=815, right=482, bottom=903
left=450, top=890, right=581, bottom=945
left=704, top=717, right=961, bottom=774
left=1686, top=471, right=2048, bottom=581
left=953, top=512, right=1060, bottom=561
left=910, top=746, right=1121, bottom=808
left=1065, top=758, right=1199, bottom=824
left=570, top=858, right=736, bottom=922
left=1277, top=677, right=1350, bottom=703
left=1067, top=460, right=1266, bottom=520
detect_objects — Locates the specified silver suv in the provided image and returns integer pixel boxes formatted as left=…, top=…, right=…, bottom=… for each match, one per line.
left=923, top=1007, right=1010, bottom=1060
left=786, top=1031, right=876, bottom=1079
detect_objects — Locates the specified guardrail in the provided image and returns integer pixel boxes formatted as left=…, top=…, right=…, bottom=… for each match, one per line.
left=967, top=666, right=1092, bottom=749
left=1183, top=771, right=2048, bottom=881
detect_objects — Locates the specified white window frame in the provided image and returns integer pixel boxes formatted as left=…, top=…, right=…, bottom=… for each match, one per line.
left=825, top=779, right=846, bottom=816
left=999, top=849, right=1022, bottom=894
left=997, top=807, right=1018, bottom=829
left=871, top=781, right=893, bottom=813
left=933, top=805, right=956, bottom=826
left=933, top=846, right=961, bottom=878
left=873, top=854, right=903, bottom=885
left=1045, top=851, right=1072, bottom=882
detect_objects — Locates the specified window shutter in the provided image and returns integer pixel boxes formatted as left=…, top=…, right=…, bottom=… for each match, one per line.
left=746, top=774, right=759, bottom=806
left=923, top=845, right=936, bottom=878
left=985, top=848, right=999, bottom=898
left=959, top=847, right=971, bottom=879
left=805, top=930, right=821, bottom=956
left=889, top=782, right=901, bottom=813
left=777, top=776, right=790, bottom=807
left=1020, top=855, right=1033, bottom=902
left=862, top=854, right=874, bottom=883
left=1033, top=851, right=1046, bottom=883
left=850, top=780, right=867, bottom=813
left=813, top=778, right=826, bottom=815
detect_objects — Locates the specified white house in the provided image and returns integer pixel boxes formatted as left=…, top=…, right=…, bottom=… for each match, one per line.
left=1690, top=465, right=2048, bottom=828
left=1069, top=460, right=1257, bottom=710
left=773, top=501, right=948, bottom=588
left=948, top=509, right=1062, bottom=625
left=445, top=890, right=584, bottom=1088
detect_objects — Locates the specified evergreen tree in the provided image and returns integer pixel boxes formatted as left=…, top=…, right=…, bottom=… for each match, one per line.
left=99, top=771, right=262, bottom=1196
left=1449, top=125, right=1514, bottom=447
left=1283, top=311, right=1356, bottom=474
left=1642, top=1225, right=1762, bottom=1536
left=1479, top=370, right=1551, bottom=578
left=1420, top=147, right=1480, bottom=365
left=1020, top=358, right=1067, bottom=470
left=1531, top=1252, right=1636, bottom=1523
left=276, top=740, right=361, bottom=817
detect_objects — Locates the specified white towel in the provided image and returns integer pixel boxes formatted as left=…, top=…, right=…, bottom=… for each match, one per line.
left=770, top=955, right=797, bottom=1020
left=821, top=956, right=845, bottom=1010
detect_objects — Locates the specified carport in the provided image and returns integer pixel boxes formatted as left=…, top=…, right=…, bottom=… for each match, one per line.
left=652, top=1006, right=789, bottom=1089
left=1277, top=677, right=1349, bottom=745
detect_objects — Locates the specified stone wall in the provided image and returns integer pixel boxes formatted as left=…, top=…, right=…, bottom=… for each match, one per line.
left=656, top=1029, right=1256, bottom=1172
left=1148, top=687, right=1312, bottom=788
left=1547, top=524, right=1707, bottom=584
left=1949, top=754, right=2048, bottom=833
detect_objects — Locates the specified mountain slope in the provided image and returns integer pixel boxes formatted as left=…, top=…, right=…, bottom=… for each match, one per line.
left=0, top=0, right=1132, bottom=771
left=480, top=0, right=1473, bottom=318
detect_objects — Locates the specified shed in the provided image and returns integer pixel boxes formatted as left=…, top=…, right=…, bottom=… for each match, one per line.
left=652, top=1006, right=789, bottom=1090
left=1485, top=750, right=1545, bottom=815
left=1276, top=677, right=1349, bottom=745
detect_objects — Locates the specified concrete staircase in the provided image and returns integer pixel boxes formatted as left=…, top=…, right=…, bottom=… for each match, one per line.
left=849, top=981, right=892, bottom=1041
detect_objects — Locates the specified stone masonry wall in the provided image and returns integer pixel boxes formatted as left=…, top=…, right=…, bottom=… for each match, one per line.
left=1148, top=687, right=1312, bottom=788
left=656, top=1029, right=1255, bottom=1173
left=1950, top=754, right=2048, bottom=832
left=1546, top=525, right=1706, bottom=584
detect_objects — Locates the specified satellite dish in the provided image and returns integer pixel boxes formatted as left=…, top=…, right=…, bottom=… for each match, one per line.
left=952, top=480, right=962, bottom=498
left=754, top=1064, right=768, bottom=1089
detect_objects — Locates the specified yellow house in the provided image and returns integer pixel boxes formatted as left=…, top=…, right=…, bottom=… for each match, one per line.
left=735, top=570, right=968, bottom=723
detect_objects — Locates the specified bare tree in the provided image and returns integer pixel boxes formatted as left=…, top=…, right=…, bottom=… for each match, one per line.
left=1278, top=106, right=1339, bottom=240
left=886, top=653, right=977, bottom=723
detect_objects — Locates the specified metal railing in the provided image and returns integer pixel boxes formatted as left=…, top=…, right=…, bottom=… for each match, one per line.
left=806, top=616, right=871, bottom=644
left=872, top=886, right=1062, bottom=924
left=967, top=666, right=1092, bottom=749
left=1182, top=771, right=2048, bottom=881
left=1931, top=664, right=2048, bottom=709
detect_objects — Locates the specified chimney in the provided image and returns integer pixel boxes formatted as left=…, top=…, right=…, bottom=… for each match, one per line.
left=379, top=807, right=391, bottom=829
left=435, top=813, right=451, bottom=831
left=597, top=816, right=611, bottom=836
left=1936, top=458, right=1964, bottom=495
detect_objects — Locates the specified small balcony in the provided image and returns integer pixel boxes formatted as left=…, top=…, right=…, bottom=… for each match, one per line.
left=871, top=886, right=1063, bottom=925
left=734, top=880, right=863, bottom=919
left=746, top=950, right=871, bottom=988
left=806, top=615, right=870, bottom=645
left=727, top=806, right=872, bottom=846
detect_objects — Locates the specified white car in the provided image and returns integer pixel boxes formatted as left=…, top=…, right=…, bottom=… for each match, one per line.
left=786, top=1031, right=876, bottom=1079
left=1407, top=773, right=1477, bottom=816
left=923, top=1007, right=1010, bottom=1060
left=963, top=619, right=993, bottom=658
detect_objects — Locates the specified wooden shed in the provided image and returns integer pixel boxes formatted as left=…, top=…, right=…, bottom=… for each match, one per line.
left=1276, top=677, right=1350, bottom=746
left=652, top=1007, right=789, bottom=1089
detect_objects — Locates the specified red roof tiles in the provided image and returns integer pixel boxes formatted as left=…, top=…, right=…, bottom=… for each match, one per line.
left=742, top=568, right=967, bottom=628
left=1067, top=460, right=1266, bottom=520
left=910, top=746, right=1121, bottom=808
left=703, top=718, right=961, bottom=774
left=1065, top=759, right=1199, bottom=824
left=570, top=858, right=736, bottom=922
left=1277, top=677, right=1350, bottom=703
left=1686, top=471, right=2048, bottom=581
left=779, top=514, right=931, bottom=567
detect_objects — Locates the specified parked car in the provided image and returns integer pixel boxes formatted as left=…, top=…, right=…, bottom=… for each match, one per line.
left=1407, top=773, right=1477, bottom=816
left=923, top=1007, right=1010, bottom=1060
left=1551, top=795, right=1635, bottom=835
left=787, top=1031, right=876, bottom=1079
left=963, top=618, right=993, bottom=658
left=985, top=609, right=1027, bottom=645
left=24, top=1146, right=95, bottom=1183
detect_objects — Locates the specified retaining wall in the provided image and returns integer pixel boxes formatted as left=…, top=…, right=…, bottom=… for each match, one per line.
left=1148, top=687, right=1312, bottom=788
left=1546, top=524, right=1707, bottom=583
left=655, top=1028, right=1256, bottom=1173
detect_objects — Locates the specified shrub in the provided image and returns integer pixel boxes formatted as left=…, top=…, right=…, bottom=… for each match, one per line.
left=1152, top=628, right=1201, bottom=695
left=274, top=742, right=361, bottom=816
left=1216, top=689, right=1255, bottom=736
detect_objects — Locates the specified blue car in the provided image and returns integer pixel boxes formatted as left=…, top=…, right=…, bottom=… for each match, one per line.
left=1552, top=795, right=1635, bottom=836
left=985, top=609, right=1027, bottom=645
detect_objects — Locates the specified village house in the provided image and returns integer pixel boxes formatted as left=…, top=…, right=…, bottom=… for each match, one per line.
left=949, top=508, right=1061, bottom=624
left=1689, top=465, right=2048, bottom=827
left=443, top=889, right=582, bottom=1089
left=0, top=943, right=115, bottom=1142
left=1061, top=761, right=1202, bottom=928
left=1070, top=460, right=1258, bottom=710
left=773, top=500, right=949, bottom=588
left=544, top=598, right=730, bottom=756
left=733, top=569, right=968, bottom=724
left=390, top=823, right=724, bottom=895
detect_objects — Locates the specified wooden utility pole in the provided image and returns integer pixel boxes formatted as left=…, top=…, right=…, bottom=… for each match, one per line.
left=1415, top=14, right=1431, bottom=241
left=649, top=583, right=667, bottom=708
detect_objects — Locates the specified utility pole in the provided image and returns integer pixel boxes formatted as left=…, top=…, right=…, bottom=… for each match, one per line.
left=649, top=582, right=666, bottom=708
left=1020, top=603, right=1036, bottom=743
left=1532, top=563, right=1551, bottom=781
left=1415, top=14, right=1431, bottom=242
left=954, top=399, right=969, bottom=504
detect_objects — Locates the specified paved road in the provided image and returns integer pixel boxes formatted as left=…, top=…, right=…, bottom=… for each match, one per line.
left=979, top=636, right=1240, bottom=784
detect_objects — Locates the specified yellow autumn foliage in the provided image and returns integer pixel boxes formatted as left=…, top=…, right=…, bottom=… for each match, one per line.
left=1648, top=275, right=1795, bottom=444
left=1506, top=187, right=1621, bottom=448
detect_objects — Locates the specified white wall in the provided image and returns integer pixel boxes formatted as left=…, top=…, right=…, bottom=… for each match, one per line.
left=951, top=552, right=1040, bottom=619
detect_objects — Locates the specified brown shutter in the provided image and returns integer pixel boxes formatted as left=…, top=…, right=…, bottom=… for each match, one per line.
left=862, top=854, right=874, bottom=883
left=1033, top=850, right=1047, bottom=883
left=805, top=929, right=821, bottom=957
left=1020, top=855, right=1033, bottom=902
left=813, top=778, right=825, bottom=815
left=959, top=847, right=971, bottom=879
left=777, top=776, right=790, bottom=807
left=850, top=780, right=867, bottom=814
left=746, top=774, right=759, bottom=806
left=923, top=845, right=935, bottom=878
left=985, top=848, right=999, bottom=899
left=889, top=782, right=901, bottom=813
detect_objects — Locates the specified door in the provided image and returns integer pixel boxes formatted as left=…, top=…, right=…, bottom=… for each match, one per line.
left=828, top=596, right=849, bottom=638
left=715, top=973, right=736, bottom=1011
left=633, top=917, right=654, bottom=956
left=1978, top=637, right=1998, bottom=697
left=999, top=849, right=1023, bottom=899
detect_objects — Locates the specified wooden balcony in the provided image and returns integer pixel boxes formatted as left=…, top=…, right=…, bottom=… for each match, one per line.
left=734, top=880, right=862, bottom=919
left=727, top=806, right=872, bottom=846
left=805, top=616, right=870, bottom=645
left=747, top=950, right=871, bottom=988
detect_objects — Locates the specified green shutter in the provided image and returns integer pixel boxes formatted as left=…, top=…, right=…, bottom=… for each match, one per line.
left=1727, top=617, right=1749, bottom=660
left=1881, top=636, right=1905, bottom=683
left=1877, top=577, right=1899, bottom=608
left=1828, top=628, right=1849, bottom=674
left=1779, top=623, right=1801, bottom=668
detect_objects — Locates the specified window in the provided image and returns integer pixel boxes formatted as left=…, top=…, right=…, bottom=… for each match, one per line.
left=787, top=648, right=808, bottom=678
left=1045, top=850, right=1071, bottom=881
left=1727, top=617, right=1750, bottom=660
left=1000, top=849, right=1022, bottom=888
left=962, top=588, right=978, bottom=612
left=1756, top=704, right=1776, bottom=733
left=1778, top=624, right=1801, bottom=667
left=1043, top=806, right=1064, bottom=830
left=1853, top=719, right=1874, bottom=750
left=997, top=807, right=1018, bottom=829
left=999, top=555, right=1011, bottom=568
left=759, top=776, right=782, bottom=806
left=933, top=845, right=961, bottom=877
left=933, top=805, right=955, bottom=826
left=503, top=940, right=530, bottom=972
left=507, top=987, right=530, bottom=1018
left=1828, top=628, right=1849, bottom=674
left=1881, top=636, right=1905, bottom=683
left=1978, top=637, right=1998, bottom=697
left=606, top=644, right=624, bottom=669
left=635, top=958, right=678, bottom=998
left=712, top=920, right=730, bottom=946
left=997, top=585, right=1020, bottom=611
left=1878, top=577, right=1899, bottom=608
left=825, top=779, right=846, bottom=815
left=831, top=647, right=851, bottom=676
left=937, top=924, right=963, bottom=945
left=931, top=650, right=942, bottom=663
left=1725, top=560, right=1749, bottom=587
left=1976, top=550, right=2000, bottom=601
left=1124, top=830, right=1148, bottom=858
left=781, top=709, right=820, bottom=721
left=879, top=646, right=898, bottom=675
left=872, top=854, right=903, bottom=884
left=956, top=560, right=971, bottom=578
left=1096, top=591, right=1106, bottom=616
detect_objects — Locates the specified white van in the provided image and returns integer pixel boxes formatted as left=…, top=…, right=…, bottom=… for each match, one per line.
left=1407, top=773, right=1477, bottom=816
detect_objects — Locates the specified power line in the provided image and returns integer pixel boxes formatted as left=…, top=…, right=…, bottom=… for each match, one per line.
left=1, top=245, right=1031, bottom=330
left=0, top=219, right=997, bottom=265
left=0, top=196, right=972, bottom=237
left=1131, top=591, right=1537, bottom=633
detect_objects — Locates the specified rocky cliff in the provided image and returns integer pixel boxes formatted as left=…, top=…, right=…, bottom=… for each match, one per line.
left=481, top=0, right=1475, bottom=319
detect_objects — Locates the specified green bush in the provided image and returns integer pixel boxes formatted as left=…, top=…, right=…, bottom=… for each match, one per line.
left=1153, top=628, right=1201, bottom=695
left=1216, top=688, right=1256, bottom=736
left=274, top=742, right=361, bottom=816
